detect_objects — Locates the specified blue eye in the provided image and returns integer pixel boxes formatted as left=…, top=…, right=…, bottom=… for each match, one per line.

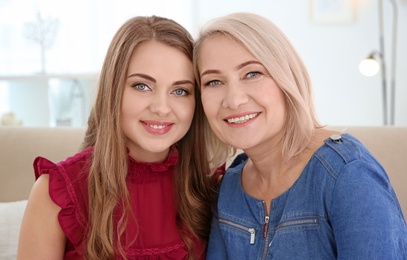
left=204, top=80, right=221, bottom=87
left=133, top=83, right=151, bottom=91
left=246, top=71, right=260, bottom=78
left=172, top=88, right=189, bottom=96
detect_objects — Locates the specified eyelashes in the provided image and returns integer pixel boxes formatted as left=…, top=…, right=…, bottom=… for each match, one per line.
left=172, top=88, right=190, bottom=96
left=132, top=83, right=151, bottom=91
left=203, top=80, right=222, bottom=87
left=202, top=71, right=263, bottom=87
left=131, top=83, right=191, bottom=96
left=245, top=71, right=261, bottom=79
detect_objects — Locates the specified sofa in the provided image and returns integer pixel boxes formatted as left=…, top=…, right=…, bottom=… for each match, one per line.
left=0, top=127, right=85, bottom=259
left=0, top=126, right=406, bottom=258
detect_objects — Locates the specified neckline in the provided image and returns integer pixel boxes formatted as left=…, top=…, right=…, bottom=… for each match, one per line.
left=237, top=133, right=350, bottom=204
left=127, top=145, right=179, bottom=174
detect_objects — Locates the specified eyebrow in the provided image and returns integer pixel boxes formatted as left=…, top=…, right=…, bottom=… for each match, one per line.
left=173, top=80, right=195, bottom=86
left=127, top=73, right=194, bottom=86
left=200, top=60, right=263, bottom=77
left=128, top=73, right=156, bottom=82
left=200, top=69, right=221, bottom=77
left=236, top=60, right=263, bottom=70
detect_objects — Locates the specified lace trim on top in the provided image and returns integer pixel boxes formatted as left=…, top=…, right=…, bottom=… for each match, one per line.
left=127, top=146, right=179, bottom=176
left=126, top=241, right=186, bottom=256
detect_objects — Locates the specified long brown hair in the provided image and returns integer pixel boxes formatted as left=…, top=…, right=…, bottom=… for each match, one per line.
left=81, top=16, right=219, bottom=259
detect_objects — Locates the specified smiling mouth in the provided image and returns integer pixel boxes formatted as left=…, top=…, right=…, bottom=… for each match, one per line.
left=148, top=124, right=169, bottom=130
left=225, top=113, right=260, bottom=124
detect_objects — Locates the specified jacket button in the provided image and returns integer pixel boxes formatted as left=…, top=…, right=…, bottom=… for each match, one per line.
left=330, top=134, right=342, bottom=143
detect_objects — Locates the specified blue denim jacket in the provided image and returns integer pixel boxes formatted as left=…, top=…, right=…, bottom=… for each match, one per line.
left=207, top=134, right=407, bottom=259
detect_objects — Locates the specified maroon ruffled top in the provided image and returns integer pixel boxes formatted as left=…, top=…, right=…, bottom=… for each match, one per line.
left=33, top=146, right=206, bottom=259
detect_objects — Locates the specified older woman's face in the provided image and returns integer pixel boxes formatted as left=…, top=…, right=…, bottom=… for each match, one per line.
left=122, top=40, right=195, bottom=162
left=198, top=35, right=286, bottom=152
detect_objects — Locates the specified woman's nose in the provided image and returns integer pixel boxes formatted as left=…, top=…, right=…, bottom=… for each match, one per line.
left=150, top=92, right=171, bottom=116
left=221, top=82, right=249, bottom=110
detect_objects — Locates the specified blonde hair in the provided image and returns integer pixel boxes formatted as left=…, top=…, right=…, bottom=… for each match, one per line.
left=81, top=16, right=218, bottom=259
left=194, top=12, right=322, bottom=160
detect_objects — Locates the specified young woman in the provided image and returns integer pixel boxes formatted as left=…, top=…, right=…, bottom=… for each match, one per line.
left=18, top=16, right=223, bottom=259
left=194, top=12, right=407, bottom=259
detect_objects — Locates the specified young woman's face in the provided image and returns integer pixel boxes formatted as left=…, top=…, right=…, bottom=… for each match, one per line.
left=198, top=35, right=287, bottom=151
left=122, top=40, right=195, bottom=162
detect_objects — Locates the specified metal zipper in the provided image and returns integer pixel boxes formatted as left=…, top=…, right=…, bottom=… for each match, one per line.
left=262, top=215, right=270, bottom=238
left=219, top=218, right=256, bottom=245
left=277, top=218, right=318, bottom=229
left=261, top=218, right=318, bottom=259
left=261, top=201, right=270, bottom=260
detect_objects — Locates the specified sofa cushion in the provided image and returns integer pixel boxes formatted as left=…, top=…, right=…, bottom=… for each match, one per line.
left=0, top=200, right=27, bottom=260
left=0, top=127, right=85, bottom=202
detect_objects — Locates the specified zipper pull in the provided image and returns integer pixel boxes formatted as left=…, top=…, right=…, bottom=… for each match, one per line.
left=249, top=228, right=255, bottom=244
left=263, top=215, right=269, bottom=238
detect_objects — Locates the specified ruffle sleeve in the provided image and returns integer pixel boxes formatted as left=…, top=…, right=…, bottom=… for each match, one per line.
left=125, top=240, right=206, bottom=260
left=33, top=155, right=88, bottom=255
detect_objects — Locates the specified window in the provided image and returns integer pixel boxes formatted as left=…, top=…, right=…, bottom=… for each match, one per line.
left=0, top=0, right=196, bottom=75
left=0, top=0, right=196, bottom=126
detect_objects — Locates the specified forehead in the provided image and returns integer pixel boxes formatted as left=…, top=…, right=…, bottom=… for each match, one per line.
left=130, top=40, right=189, bottom=65
left=198, top=35, right=257, bottom=70
left=128, top=40, right=193, bottom=77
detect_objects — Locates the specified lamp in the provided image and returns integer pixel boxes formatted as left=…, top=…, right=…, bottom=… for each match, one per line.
left=359, top=51, right=381, bottom=77
left=359, top=0, right=398, bottom=125
left=359, top=50, right=388, bottom=124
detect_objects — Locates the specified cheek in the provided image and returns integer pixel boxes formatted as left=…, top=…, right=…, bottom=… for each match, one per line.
left=121, top=94, right=143, bottom=118
left=122, top=97, right=132, bottom=108
left=201, top=91, right=218, bottom=117
left=260, top=87, right=287, bottom=120
left=177, top=99, right=195, bottom=124
left=121, top=88, right=136, bottom=110
left=121, top=96, right=132, bottom=118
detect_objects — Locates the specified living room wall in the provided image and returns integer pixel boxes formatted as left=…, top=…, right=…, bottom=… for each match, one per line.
left=0, top=0, right=406, bottom=126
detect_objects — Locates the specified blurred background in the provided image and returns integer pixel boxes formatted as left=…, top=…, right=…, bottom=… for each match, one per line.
left=0, top=0, right=406, bottom=127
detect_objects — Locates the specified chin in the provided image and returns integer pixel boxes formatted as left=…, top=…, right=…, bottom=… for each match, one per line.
left=229, top=141, right=257, bottom=151
left=148, top=145, right=172, bottom=154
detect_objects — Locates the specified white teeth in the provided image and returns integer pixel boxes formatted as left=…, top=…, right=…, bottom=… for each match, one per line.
left=227, top=113, right=259, bottom=124
left=149, top=124, right=167, bottom=129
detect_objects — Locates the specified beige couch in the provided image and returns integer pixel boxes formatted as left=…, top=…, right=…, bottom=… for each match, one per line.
left=0, top=127, right=86, bottom=202
left=0, top=125, right=407, bottom=209
left=0, top=127, right=85, bottom=259
left=0, top=126, right=406, bottom=258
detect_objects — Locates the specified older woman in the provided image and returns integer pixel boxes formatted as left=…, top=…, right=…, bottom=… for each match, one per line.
left=194, top=12, right=407, bottom=259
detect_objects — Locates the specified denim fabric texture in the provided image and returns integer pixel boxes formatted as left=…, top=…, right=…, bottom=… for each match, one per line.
left=207, top=134, right=407, bottom=260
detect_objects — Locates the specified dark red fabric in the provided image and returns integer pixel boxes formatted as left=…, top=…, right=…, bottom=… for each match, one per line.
left=33, top=146, right=206, bottom=259
left=214, top=163, right=226, bottom=182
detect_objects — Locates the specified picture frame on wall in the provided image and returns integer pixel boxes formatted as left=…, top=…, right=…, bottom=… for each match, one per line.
left=309, top=0, right=355, bottom=24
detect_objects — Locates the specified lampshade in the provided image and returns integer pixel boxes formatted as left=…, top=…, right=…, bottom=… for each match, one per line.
left=359, top=58, right=380, bottom=77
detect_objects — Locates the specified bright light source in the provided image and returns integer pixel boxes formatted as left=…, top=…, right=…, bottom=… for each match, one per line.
left=359, top=58, right=380, bottom=77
